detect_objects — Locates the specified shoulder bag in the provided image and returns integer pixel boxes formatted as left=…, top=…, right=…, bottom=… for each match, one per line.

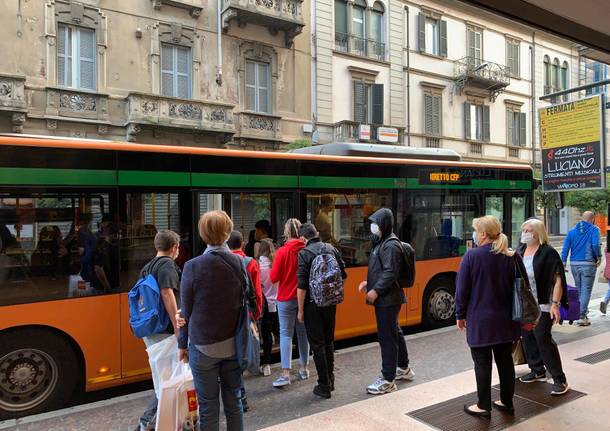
left=512, top=255, right=541, bottom=324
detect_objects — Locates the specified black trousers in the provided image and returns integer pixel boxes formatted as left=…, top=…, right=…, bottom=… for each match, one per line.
left=522, top=311, right=567, bottom=384
left=261, top=297, right=279, bottom=365
left=470, top=342, right=515, bottom=411
left=304, top=301, right=336, bottom=391
left=375, top=305, right=409, bottom=382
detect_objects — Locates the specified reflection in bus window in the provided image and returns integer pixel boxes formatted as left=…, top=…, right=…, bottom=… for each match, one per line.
left=399, top=193, right=479, bottom=260
left=511, top=195, right=527, bottom=249
left=122, top=193, right=181, bottom=290
left=306, top=192, right=391, bottom=266
left=0, top=192, right=110, bottom=306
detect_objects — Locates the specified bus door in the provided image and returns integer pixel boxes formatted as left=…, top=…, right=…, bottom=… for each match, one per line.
left=484, top=193, right=528, bottom=248
left=119, top=190, right=192, bottom=381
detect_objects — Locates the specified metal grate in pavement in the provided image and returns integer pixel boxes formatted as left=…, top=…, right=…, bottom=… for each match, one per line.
left=575, top=347, right=610, bottom=364
left=406, top=381, right=586, bottom=431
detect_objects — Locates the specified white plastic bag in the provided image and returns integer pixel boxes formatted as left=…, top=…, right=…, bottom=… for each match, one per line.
left=156, top=362, right=199, bottom=431
left=68, top=274, right=92, bottom=297
left=146, top=335, right=178, bottom=398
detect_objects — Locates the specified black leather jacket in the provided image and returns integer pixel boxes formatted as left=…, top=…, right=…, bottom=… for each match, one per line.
left=366, top=208, right=407, bottom=307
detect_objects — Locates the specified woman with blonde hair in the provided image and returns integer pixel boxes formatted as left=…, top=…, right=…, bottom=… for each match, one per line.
left=517, top=218, right=569, bottom=395
left=269, top=218, right=310, bottom=387
left=456, top=215, right=523, bottom=419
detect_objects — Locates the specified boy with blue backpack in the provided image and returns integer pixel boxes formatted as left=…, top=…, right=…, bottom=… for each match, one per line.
left=131, top=230, right=181, bottom=431
left=296, top=223, right=347, bottom=399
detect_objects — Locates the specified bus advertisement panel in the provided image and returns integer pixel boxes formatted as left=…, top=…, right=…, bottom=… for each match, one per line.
left=539, top=95, right=605, bottom=192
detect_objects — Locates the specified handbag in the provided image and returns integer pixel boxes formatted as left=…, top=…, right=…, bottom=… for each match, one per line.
left=512, top=338, right=526, bottom=365
left=512, top=256, right=541, bottom=324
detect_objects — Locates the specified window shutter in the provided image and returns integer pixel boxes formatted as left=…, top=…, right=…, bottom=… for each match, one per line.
left=246, top=61, right=256, bottom=111
left=464, top=102, right=471, bottom=139
left=258, top=62, right=270, bottom=113
left=467, top=29, right=475, bottom=59
left=482, top=105, right=490, bottom=141
left=506, top=110, right=513, bottom=146
left=424, top=94, right=432, bottom=134
left=175, top=46, right=190, bottom=99
left=78, top=28, right=96, bottom=90
left=519, top=112, right=526, bottom=147
left=372, top=84, right=384, bottom=125
left=506, top=40, right=513, bottom=76
left=439, top=20, right=447, bottom=57
left=432, top=95, right=441, bottom=135
left=418, top=13, right=426, bottom=52
left=353, top=81, right=367, bottom=123
left=513, top=43, right=520, bottom=77
left=161, top=44, right=174, bottom=97
left=335, top=0, right=347, bottom=34
left=57, top=25, right=68, bottom=87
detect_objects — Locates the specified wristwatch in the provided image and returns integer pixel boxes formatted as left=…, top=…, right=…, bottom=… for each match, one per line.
left=551, top=300, right=560, bottom=306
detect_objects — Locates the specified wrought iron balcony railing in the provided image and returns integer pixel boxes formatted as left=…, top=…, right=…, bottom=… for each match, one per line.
left=454, top=57, right=510, bottom=101
left=334, top=33, right=386, bottom=61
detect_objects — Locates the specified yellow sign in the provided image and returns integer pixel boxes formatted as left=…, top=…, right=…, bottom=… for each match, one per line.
left=539, top=96, right=601, bottom=149
left=429, top=173, right=461, bottom=182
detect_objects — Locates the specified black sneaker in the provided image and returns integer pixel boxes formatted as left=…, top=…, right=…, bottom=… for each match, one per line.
left=242, top=397, right=250, bottom=412
left=519, top=371, right=547, bottom=383
left=601, top=301, right=607, bottom=315
left=313, top=385, right=331, bottom=399
left=551, top=382, right=569, bottom=395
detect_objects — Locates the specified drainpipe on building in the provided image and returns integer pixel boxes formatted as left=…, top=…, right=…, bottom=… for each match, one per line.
left=530, top=32, right=536, bottom=170
left=216, top=0, right=223, bottom=86
left=405, top=6, right=411, bottom=147
left=311, top=0, right=318, bottom=143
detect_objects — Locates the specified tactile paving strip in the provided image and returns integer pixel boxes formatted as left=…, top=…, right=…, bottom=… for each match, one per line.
left=406, top=381, right=585, bottom=431
left=575, top=347, right=610, bottom=364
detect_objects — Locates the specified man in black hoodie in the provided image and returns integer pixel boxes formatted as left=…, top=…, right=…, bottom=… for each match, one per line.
left=359, top=208, right=415, bottom=395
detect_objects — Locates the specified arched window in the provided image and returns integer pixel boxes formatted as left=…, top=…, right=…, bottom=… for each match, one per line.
left=561, top=61, right=568, bottom=90
left=371, top=2, right=384, bottom=43
left=334, top=0, right=348, bottom=37
left=552, top=58, right=560, bottom=91
left=351, top=0, right=367, bottom=55
left=543, top=55, right=551, bottom=94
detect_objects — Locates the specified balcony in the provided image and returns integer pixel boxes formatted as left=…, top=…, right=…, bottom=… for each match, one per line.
left=221, top=0, right=305, bottom=47
left=0, top=75, right=27, bottom=132
left=235, top=111, right=282, bottom=141
left=126, top=93, right=235, bottom=142
left=333, top=120, right=402, bottom=144
left=454, top=57, right=510, bottom=101
left=335, top=33, right=386, bottom=62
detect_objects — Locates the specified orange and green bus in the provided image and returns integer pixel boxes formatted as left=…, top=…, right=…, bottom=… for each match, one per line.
left=0, top=136, right=533, bottom=418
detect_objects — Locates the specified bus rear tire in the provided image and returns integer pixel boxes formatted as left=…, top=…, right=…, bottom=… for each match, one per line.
left=0, top=328, right=81, bottom=420
left=423, top=277, right=456, bottom=329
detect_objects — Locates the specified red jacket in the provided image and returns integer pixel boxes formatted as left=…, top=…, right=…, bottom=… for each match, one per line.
left=270, top=239, right=305, bottom=302
left=232, top=249, right=263, bottom=321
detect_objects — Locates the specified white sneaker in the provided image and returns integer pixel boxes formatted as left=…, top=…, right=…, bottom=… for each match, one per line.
left=366, top=378, right=397, bottom=395
left=298, top=368, right=310, bottom=380
left=260, top=364, right=271, bottom=376
left=395, top=367, right=415, bottom=381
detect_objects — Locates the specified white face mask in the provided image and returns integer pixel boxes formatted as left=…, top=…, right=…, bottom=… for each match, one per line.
left=370, top=223, right=381, bottom=236
left=521, top=232, right=535, bottom=245
left=472, top=231, right=479, bottom=246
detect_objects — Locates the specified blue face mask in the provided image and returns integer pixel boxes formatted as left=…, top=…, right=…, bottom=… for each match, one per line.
left=472, top=231, right=478, bottom=246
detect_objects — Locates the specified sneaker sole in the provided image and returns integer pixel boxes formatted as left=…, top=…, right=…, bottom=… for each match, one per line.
left=273, top=381, right=291, bottom=388
left=551, top=386, right=570, bottom=396
left=395, top=373, right=415, bottom=381
left=519, top=377, right=547, bottom=383
left=367, top=385, right=398, bottom=395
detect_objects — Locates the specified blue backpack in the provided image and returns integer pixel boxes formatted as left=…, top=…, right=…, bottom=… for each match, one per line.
left=128, top=257, right=170, bottom=338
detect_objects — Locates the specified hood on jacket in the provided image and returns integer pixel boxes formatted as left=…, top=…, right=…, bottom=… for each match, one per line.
left=369, top=208, right=394, bottom=239
left=283, top=238, right=305, bottom=254
left=576, top=220, right=595, bottom=236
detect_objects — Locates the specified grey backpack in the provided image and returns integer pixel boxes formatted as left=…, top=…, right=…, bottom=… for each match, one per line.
left=308, top=246, right=344, bottom=307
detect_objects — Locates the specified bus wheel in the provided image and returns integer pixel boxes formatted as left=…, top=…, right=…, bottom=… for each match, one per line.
left=0, top=329, right=80, bottom=420
left=423, top=277, right=456, bottom=329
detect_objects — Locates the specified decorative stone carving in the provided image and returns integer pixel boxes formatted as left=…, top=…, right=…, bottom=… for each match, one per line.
left=12, top=113, right=26, bottom=133
left=46, top=119, right=58, bottom=130
left=0, top=82, right=12, bottom=97
left=98, top=124, right=108, bottom=134
left=248, top=116, right=275, bottom=131
left=126, top=92, right=236, bottom=136
left=60, top=93, right=97, bottom=111
left=221, top=0, right=304, bottom=47
left=150, top=0, right=203, bottom=20
left=126, top=123, right=141, bottom=142
left=0, top=75, right=26, bottom=111
left=237, top=112, right=281, bottom=141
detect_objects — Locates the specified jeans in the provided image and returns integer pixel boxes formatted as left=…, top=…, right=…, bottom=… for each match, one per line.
left=261, top=297, right=279, bottom=365
left=277, top=299, right=309, bottom=370
left=188, top=345, right=243, bottom=431
left=470, top=342, right=515, bottom=411
left=304, top=302, right=336, bottom=391
left=140, top=333, right=173, bottom=430
left=604, top=281, right=610, bottom=303
left=522, top=312, right=567, bottom=384
left=571, top=265, right=597, bottom=318
left=375, top=305, right=409, bottom=382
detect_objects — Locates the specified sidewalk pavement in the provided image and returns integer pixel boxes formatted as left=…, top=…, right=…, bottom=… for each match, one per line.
left=3, top=291, right=610, bottom=431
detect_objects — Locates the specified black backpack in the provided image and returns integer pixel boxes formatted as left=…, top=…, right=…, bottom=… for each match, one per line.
left=380, top=237, right=416, bottom=288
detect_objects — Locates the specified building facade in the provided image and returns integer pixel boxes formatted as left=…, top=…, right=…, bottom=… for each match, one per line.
left=0, top=0, right=312, bottom=149
left=312, top=0, right=584, bottom=165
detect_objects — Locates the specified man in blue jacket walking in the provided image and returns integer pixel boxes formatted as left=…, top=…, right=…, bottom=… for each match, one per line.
left=562, top=211, right=601, bottom=326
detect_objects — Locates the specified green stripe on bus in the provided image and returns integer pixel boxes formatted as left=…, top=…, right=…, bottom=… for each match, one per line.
left=0, top=167, right=117, bottom=185
left=192, top=173, right=297, bottom=188
left=118, top=171, right=190, bottom=186
left=299, top=176, right=407, bottom=189
left=405, top=178, right=532, bottom=190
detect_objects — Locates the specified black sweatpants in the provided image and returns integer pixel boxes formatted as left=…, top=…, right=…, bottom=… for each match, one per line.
left=522, top=311, right=567, bottom=384
left=470, top=342, right=515, bottom=411
left=304, top=301, right=336, bottom=391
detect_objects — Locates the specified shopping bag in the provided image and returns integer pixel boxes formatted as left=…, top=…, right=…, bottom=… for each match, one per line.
left=146, top=335, right=178, bottom=398
left=156, top=362, right=198, bottom=431
left=68, top=274, right=92, bottom=297
left=512, top=338, right=526, bottom=366
left=512, top=258, right=541, bottom=324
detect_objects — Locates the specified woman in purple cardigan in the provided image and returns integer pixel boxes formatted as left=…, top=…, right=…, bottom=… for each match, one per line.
left=456, top=215, right=522, bottom=419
